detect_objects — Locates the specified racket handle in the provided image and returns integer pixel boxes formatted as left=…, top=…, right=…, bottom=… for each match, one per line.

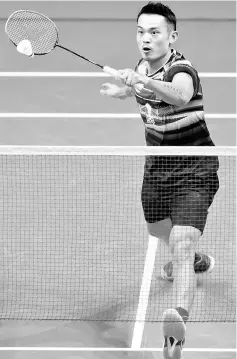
left=103, top=66, right=143, bottom=91
left=103, top=66, right=121, bottom=79
left=103, top=66, right=121, bottom=80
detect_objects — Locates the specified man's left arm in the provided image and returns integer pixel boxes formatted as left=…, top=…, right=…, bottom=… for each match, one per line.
left=145, top=72, right=194, bottom=106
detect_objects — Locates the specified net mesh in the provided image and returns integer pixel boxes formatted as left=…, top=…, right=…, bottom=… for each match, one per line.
left=0, top=147, right=236, bottom=323
left=5, top=10, right=58, bottom=54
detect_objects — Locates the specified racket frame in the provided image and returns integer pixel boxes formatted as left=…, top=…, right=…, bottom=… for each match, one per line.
left=5, top=9, right=59, bottom=55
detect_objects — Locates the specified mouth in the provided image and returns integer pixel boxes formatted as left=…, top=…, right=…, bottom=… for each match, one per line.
left=142, top=46, right=151, bottom=55
left=142, top=47, right=152, bottom=54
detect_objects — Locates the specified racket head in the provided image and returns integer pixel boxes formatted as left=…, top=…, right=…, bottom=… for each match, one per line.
left=5, top=10, right=59, bottom=55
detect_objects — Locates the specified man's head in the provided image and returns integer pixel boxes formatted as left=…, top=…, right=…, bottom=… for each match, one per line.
left=136, top=2, right=178, bottom=63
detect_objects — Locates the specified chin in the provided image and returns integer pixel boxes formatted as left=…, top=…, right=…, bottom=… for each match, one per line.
left=142, top=53, right=153, bottom=60
left=143, top=55, right=156, bottom=62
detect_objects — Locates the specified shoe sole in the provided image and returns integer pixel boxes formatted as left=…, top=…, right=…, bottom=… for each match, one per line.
left=161, top=255, right=215, bottom=282
left=162, top=309, right=186, bottom=341
left=205, top=255, right=215, bottom=274
left=163, top=345, right=182, bottom=359
left=162, top=309, right=186, bottom=358
left=163, top=346, right=172, bottom=359
left=163, top=344, right=183, bottom=359
left=160, top=267, right=174, bottom=282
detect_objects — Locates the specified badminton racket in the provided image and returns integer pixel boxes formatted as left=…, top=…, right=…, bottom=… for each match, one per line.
left=5, top=9, right=143, bottom=87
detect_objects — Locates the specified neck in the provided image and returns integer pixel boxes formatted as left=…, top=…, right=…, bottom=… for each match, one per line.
left=147, top=48, right=172, bottom=74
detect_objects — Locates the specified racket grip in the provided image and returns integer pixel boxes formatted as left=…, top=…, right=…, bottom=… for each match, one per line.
left=103, top=66, right=121, bottom=80
left=103, top=66, right=144, bottom=91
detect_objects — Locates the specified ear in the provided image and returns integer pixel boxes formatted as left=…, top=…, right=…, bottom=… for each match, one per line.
left=169, top=30, right=178, bottom=44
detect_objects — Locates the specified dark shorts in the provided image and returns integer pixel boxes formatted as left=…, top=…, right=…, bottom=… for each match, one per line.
left=141, top=155, right=219, bottom=233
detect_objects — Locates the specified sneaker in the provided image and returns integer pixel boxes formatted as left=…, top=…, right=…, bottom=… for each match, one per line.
left=163, top=337, right=185, bottom=359
left=161, top=252, right=215, bottom=282
left=162, top=309, right=186, bottom=358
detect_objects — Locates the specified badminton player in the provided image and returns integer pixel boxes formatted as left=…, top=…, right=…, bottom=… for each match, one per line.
left=100, top=2, right=219, bottom=358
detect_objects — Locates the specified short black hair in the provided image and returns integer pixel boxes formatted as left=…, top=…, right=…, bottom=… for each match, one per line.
left=137, top=2, right=177, bottom=31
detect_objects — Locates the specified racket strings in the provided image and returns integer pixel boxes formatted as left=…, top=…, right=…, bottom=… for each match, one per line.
left=5, top=10, right=58, bottom=54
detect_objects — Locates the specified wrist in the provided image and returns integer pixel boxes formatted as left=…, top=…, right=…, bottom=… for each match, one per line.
left=140, top=75, right=150, bottom=86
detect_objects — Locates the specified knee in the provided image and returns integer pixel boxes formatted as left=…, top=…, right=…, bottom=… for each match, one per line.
left=147, top=222, right=165, bottom=239
left=147, top=219, right=172, bottom=241
left=169, top=226, right=200, bottom=261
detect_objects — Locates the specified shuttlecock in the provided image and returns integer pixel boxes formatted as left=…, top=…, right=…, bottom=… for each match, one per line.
left=17, top=39, right=34, bottom=57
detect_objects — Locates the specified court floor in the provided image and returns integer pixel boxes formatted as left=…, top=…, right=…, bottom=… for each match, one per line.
left=0, top=321, right=236, bottom=352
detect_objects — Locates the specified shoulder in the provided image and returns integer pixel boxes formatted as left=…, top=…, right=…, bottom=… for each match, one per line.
left=164, top=60, right=199, bottom=81
left=166, top=50, right=198, bottom=74
left=164, top=51, right=200, bottom=96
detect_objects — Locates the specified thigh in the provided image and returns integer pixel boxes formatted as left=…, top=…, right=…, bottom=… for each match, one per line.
left=170, top=169, right=219, bottom=233
left=141, top=178, right=171, bottom=223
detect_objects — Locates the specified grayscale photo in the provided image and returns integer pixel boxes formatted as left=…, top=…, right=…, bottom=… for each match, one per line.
left=0, top=1, right=236, bottom=359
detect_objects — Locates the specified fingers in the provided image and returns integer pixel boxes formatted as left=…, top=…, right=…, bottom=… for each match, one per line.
left=101, top=83, right=111, bottom=89
left=100, top=89, right=107, bottom=96
left=118, top=69, right=132, bottom=85
left=100, top=83, right=118, bottom=97
left=126, top=73, right=135, bottom=86
left=118, top=69, right=143, bottom=87
left=100, top=84, right=110, bottom=96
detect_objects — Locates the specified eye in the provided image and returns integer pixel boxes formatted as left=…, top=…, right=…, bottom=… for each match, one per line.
left=137, top=30, right=143, bottom=35
left=151, top=30, right=159, bottom=35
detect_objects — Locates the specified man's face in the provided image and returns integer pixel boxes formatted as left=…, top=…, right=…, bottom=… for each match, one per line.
left=137, top=14, right=173, bottom=62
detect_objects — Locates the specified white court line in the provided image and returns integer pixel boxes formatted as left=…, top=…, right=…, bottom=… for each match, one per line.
left=0, top=72, right=236, bottom=78
left=0, top=146, right=235, bottom=156
left=0, top=348, right=235, bottom=352
left=131, top=236, right=158, bottom=349
left=0, top=113, right=236, bottom=119
left=0, top=145, right=237, bottom=158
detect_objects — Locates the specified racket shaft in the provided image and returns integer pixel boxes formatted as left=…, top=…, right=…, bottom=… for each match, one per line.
left=51, top=43, right=143, bottom=90
left=56, top=44, right=103, bottom=69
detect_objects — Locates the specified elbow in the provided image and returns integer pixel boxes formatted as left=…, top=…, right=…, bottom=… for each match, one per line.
left=177, top=95, right=191, bottom=107
left=180, top=99, right=189, bottom=106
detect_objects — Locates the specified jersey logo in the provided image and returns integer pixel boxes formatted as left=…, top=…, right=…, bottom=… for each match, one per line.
left=139, top=103, right=160, bottom=124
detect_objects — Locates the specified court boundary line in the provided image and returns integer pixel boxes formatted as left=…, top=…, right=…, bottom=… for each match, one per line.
left=0, top=72, right=236, bottom=78
left=131, top=236, right=158, bottom=349
left=0, top=348, right=236, bottom=352
left=0, top=113, right=236, bottom=119
left=0, top=146, right=235, bottom=156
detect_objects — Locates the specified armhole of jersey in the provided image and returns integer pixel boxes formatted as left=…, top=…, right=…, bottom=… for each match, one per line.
left=135, top=58, right=147, bottom=73
left=163, top=64, right=200, bottom=98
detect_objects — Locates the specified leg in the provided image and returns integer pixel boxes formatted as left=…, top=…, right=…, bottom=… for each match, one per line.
left=169, top=225, right=201, bottom=313
left=162, top=225, right=201, bottom=358
left=162, top=188, right=207, bottom=359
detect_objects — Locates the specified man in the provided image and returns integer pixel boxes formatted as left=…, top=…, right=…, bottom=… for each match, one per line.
left=101, top=2, right=219, bottom=358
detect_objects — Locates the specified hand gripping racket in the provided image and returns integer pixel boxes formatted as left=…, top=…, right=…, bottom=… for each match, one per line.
left=5, top=9, right=141, bottom=84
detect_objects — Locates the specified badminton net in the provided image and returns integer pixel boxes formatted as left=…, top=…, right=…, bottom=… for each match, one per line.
left=0, top=146, right=236, bottom=322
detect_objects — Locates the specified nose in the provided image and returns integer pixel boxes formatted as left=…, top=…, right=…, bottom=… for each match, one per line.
left=142, top=33, right=151, bottom=43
